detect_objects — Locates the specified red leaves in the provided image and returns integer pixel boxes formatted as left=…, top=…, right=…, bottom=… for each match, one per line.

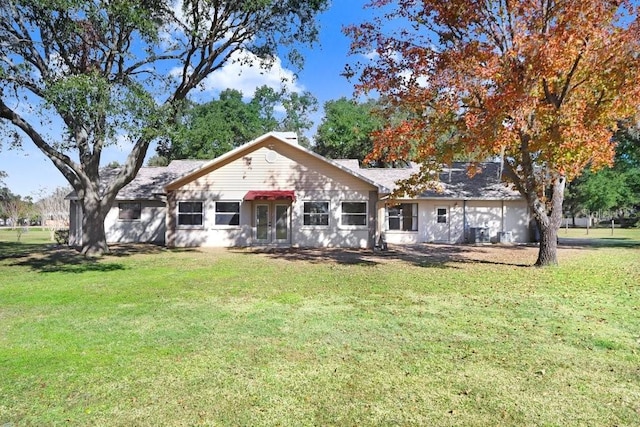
left=346, top=0, right=640, bottom=184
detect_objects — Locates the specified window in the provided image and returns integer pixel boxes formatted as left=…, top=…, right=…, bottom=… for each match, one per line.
left=178, top=201, right=203, bottom=226
left=118, top=202, right=141, bottom=220
left=341, top=202, right=367, bottom=226
left=215, top=201, right=240, bottom=226
left=436, top=207, right=448, bottom=224
left=303, top=201, right=329, bottom=226
left=387, top=203, right=418, bottom=231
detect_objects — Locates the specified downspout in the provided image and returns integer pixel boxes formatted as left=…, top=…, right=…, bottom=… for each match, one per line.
left=463, top=200, right=467, bottom=243
left=166, top=191, right=176, bottom=248
left=375, top=196, right=388, bottom=250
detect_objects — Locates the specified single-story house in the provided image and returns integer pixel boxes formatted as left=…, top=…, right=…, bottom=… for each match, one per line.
left=68, top=132, right=532, bottom=248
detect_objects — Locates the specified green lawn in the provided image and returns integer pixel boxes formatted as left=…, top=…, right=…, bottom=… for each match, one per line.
left=1, top=234, right=639, bottom=426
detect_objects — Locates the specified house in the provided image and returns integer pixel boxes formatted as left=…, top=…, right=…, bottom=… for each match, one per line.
left=336, top=160, right=530, bottom=245
left=68, top=132, right=532, bottom=248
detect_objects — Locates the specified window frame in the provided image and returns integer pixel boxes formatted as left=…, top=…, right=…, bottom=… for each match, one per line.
left=387, top=203, right=418, bottom=232
left=118, top=202, right=141, bottom=221
left=302, top=201, right=330, bottom=227
left=340, top=201, right=368, bottom=227
left=436, top=207, right=448, bottom=224
left=214, top=201, right=241, bottom=227
left=177, top=201, right=204, bottom=228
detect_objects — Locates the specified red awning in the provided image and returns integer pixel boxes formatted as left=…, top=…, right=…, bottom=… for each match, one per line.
left=244, top=190, right=296, bottom=201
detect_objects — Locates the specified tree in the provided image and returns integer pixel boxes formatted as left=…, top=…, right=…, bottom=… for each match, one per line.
left=346, top=0, right=640, bottom=265
left=0, top=184, right=14, bottom=224
left=0, top=0, right=328, bottom=256
left=1, top=193, right=33, bottom=239
left=35, top=186, right=71, bottom=241
left=278, top=90, right=318, bottom=147
left=565, top=121, right=640, bottom=224
left=158, top=86, right=318, bottom=160
left=161, top=89, right=261, bottom=160
left=614, top=121, right=640, bottom=169
left=314, top=97, right=383, bottom=161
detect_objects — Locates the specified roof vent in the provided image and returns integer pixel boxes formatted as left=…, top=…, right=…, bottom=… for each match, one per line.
left=274, top=131, right=298, bottom=145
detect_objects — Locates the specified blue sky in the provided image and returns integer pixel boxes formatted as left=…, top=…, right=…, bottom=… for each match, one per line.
left=0, top=1, right=373, bottom=198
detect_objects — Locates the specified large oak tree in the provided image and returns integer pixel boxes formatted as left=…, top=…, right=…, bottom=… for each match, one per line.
left=346, top=0, right=640, bottom=265
left=314, top=97, right=383, bottom=162
left=0, top=0, right=327, bottom=256
left=157, top=85, right=317, bottom=161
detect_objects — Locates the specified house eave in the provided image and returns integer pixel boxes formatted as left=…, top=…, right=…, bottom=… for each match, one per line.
left=164, top=132, right=390, bottom=193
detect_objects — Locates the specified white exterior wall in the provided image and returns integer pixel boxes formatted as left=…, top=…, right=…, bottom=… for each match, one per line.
left=105, top=200, right=166, bottom=244
left=383, top=201, right=459, bottom=244
left=465, top=200, right=503, bottom=242
left=169, top=142, right=377, bottom=248
left=69, top=200, right=82, bottom=246
left=383, top=199, right=530, bottom=245
left=291, top=189, right=373, bottom=248
left=503, top=200, right=530, bottom=243
left=421, top=202, right=462, bottom=243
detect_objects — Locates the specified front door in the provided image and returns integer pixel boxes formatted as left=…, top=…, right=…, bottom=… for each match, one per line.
left=434, top=206, right=451, bottom=242
left=255, top=203, right=291, bottom=244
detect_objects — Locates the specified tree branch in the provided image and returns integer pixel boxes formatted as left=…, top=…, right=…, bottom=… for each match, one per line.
left=0, top=96, right=83, bottom=190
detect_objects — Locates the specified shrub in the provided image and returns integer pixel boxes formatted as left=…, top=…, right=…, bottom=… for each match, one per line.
left=54, top=229, right=69, bottom=245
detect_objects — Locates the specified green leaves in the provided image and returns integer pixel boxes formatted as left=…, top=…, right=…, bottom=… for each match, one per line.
left=314, top=98, right=383, bottom=162
left=160, top=86, right=317, bottom=160
left=0, top=0, right=328, bottom=255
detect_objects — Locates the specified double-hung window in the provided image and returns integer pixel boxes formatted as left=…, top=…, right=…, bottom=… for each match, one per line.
left=341, top=202, right=367, bottom=226
left=178, top=201, right=203, bottom=226
left=118, top=202, right=141, bottom=220
left=303, top=201, right=329, bottom=226
left=387, top=203, right=418, bottom=231
left=215, top=202, right=240, bottom=226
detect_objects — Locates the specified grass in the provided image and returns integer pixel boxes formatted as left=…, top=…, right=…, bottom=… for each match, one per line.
left=0, top=232, right=639, bottom=426
left=558, top=227, right=640, bottom=239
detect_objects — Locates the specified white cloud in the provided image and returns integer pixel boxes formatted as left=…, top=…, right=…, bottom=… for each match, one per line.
left=363, top=50, right=379, bottom=60
left=399, top=69, right=429, bottom=88
left=197, top=51, right=304, bottom=99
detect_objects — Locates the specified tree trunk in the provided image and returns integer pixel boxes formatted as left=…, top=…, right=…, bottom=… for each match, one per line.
left=80, top=194, right=109, bottom=257
left=532, top=176, right=566, bottom=266
left=535, top=218, right=559, bottom=266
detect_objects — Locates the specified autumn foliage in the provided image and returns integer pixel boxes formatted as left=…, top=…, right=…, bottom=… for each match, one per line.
left=346, top=0, right=640, bottom=265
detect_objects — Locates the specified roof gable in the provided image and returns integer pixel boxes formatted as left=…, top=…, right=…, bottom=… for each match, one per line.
left=164, top=132, right=390, bottom=192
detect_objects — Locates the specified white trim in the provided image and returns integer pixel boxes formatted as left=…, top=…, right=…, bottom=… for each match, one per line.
left=386, top=202, right=418, bottom=232
left=340, top=201, right=368, bottom=229
left=213, top=200, right=241, bottom=228
left=301, top=200, right=331, bottom=228
left=176, top=200, right=205, bottom=229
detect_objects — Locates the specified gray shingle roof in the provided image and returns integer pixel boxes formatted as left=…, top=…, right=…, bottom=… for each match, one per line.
left=333, top=160, right=522, bottom=200
left=115, top=160, right=207, bottom=200
left=80, top=155, right=519, bottom=202
left=67, top=160, right=208, bottom=200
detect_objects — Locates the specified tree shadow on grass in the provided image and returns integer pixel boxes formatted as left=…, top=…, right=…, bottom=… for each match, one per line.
left=1, top=242, right=182, bottom=274
left=7, top=245, right=125, bottom=273
left=230, top=247, right=381, bottom=267
left=232, top=243, right=538, bottom=268
left=0, top=241, right=47, bottom=259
